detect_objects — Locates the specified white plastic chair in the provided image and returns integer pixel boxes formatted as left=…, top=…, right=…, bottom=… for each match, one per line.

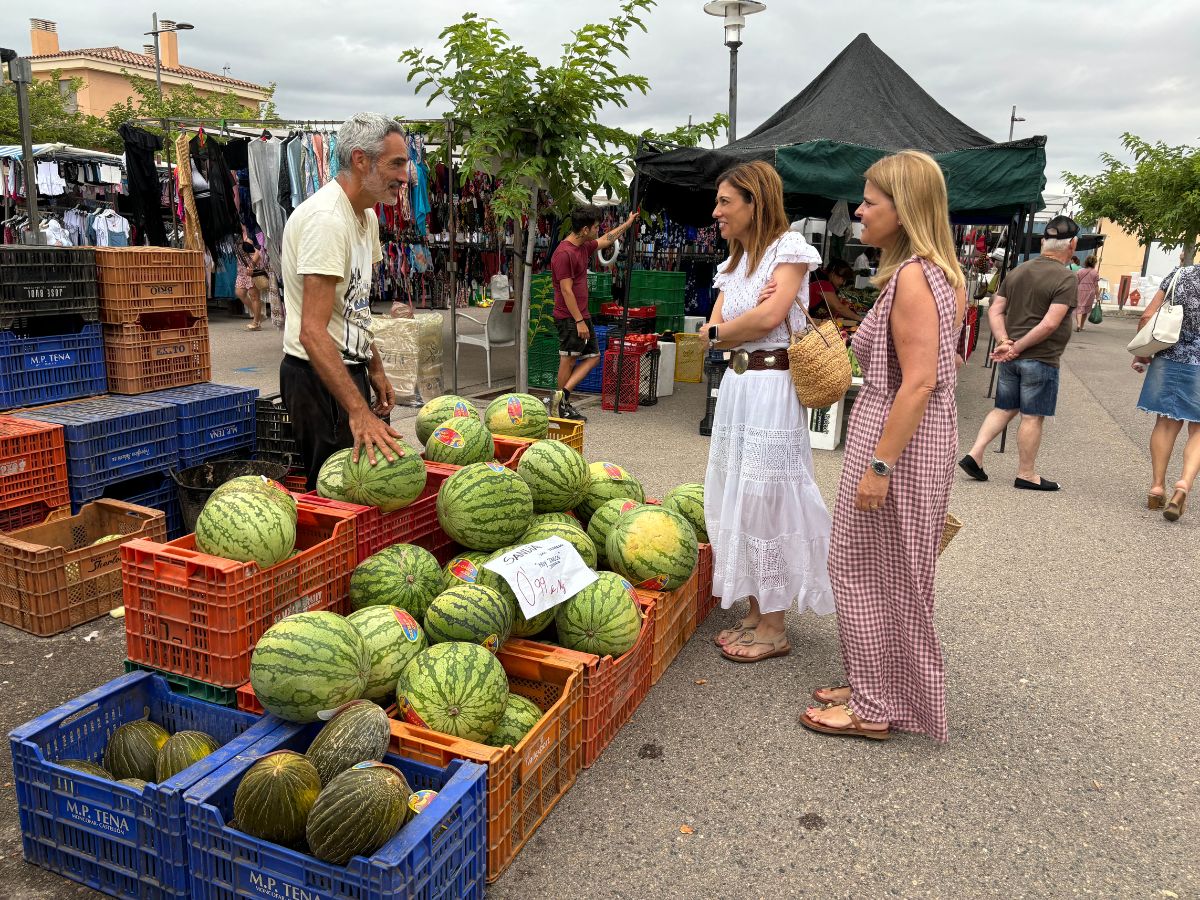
left=455, top=290, right=518, bottom=388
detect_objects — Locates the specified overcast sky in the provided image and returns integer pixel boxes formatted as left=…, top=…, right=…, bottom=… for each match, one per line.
left=21, top=0, right=1200, bottom=195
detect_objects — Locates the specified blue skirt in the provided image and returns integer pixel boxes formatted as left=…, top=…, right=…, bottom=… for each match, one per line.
left=1138, top=355, right=1200, bottom=422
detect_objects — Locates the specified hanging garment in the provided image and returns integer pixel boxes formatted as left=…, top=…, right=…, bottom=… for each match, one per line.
left=327, top=134, right=339, bottom=179
left=286, top=134, right=305, bottom=208
left=175, top=132, right=205, bottom=252
left=36, top=161, right=67, bottom=196
left=190, top=132, right=241, bottom=255
left=278, top=134, right=295, bottom=218
left=248, top=138, right=286, bottom=266
left=119, top=123, right=168, bottom=246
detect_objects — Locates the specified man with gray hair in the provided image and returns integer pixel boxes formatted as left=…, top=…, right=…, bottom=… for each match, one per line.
left=279, top=112, right=411, bottom=489
left=959, top=216, right=1080, bottom=491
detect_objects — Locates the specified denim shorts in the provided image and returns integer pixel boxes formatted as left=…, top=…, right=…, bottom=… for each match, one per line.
left=1137, top=355, right=1200, bottom=423
left=996, top=358, right=1060, bottom=417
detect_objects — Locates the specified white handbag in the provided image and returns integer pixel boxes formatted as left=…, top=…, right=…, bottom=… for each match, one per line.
left=1127, top=268, right=1185, bottom=356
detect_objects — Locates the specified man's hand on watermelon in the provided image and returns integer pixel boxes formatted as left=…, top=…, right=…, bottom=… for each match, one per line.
left=350, top=407, right=405, bottom=466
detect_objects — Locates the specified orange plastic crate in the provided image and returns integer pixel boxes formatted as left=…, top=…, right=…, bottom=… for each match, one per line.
left=102, top=314, right=211, bottom=395
left=0, top=417, right=69, bottom=513
left=545, top=417, right=584, bottom=453
left=694, top=542, right=716, bottom=626
left=95, top=249, right=207, bottom=325
left=641, top=568, right=700, bottom=686
left=0, top=499, right=166, bottom=636
left=237, top=681, right=398, bottom=719
left=389, top=643, right=583, bottom=882
left=507, top=594, right=654, bottom=769
left=121, top=499, right=357, bottom=688
left=0, top=500, right=70, bottom=533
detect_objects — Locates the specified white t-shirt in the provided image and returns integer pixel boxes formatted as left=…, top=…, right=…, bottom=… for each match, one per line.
left=282, top=180, right=382, bottom=363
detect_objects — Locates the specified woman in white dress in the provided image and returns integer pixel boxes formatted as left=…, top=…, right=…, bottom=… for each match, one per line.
left=702, top=161, right=835, bottom=662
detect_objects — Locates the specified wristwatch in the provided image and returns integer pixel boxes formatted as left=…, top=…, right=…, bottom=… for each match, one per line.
left=707, top=324, right=719, bottom=341
left=869, top=457, right=894, bottom=477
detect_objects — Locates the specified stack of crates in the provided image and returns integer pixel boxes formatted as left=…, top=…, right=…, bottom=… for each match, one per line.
left=528, top=273, right=560, bottom=390
left=0, top=416, right=70, bottom=532
left=629, top=269, right=686, bottom=333
left=95, top=248, right=211, bottom=394
left=601, top=335, right=660, bottom=411
left=255, top=392, right=303, bottom=470
left=587, top=271, right=613, bottom=314
left=142, top=383, right=258, bottom=467
left=573, top=324, right=608, bottom=394
left=0, top=247, right=106, bottom=411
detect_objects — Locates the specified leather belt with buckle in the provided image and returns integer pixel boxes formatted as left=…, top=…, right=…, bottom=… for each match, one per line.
left=729, top=348, right=789, bottom=375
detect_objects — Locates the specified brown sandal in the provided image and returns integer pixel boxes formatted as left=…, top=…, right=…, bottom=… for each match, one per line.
left=799, top=704, right=891, bottom=741
left=719, top=629, right=790, bottom=663
left=812, top=685, right=851, bottom=705
left=713, top=620, right=757, bottom=648
left=1147, top=492, right=1166, bottom=511
left=1164, top=487, right=1188, bottom=522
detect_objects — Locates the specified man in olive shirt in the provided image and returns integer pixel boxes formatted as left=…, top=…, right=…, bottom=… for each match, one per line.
left=959, top=216, right=1080, bottom=491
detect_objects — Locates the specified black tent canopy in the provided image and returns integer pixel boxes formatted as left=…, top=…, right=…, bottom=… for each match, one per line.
left=635, top=33, right=1046, bottom=224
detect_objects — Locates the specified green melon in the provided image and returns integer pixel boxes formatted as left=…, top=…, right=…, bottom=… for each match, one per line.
left=441, top=549, right=494, bottom=591
left=586, top=498, right=644, bottom=568
left=306, top=762, right=411, bottom=866
left=395, top=642, right=508, bottom=742
left=349, top=543, right=444, bottom=619
left=663, top=482, right=708, bottom=543
left=416, top=395, right=480, bottom=446
left=103, top=720, right=169, bottom=782
left=249, top=611, right=372, bottom=723
left=305, top=699, right=391, bottom=786
left=233, top=750, right=322, bottom=848
left=425, top=417, right=495, bottom=467
left=576, top=461, right=645, bottom=523
left=118, top=777, right=148, bottom=789
left=155, top=730, right=219, bottom=782
left=484, top=393, right=549, bottom=439
left=347, top=606, right=429, bottom=703
left=423, top=583, right=513, bottom=649
left=555, top=571, right=643, bottom=658
left=59, top=759, right=112, bottom=779
left=485, top=693, right=543, bottom=748
left=210, top=475, right=297, bottom=517
left=606, top=505, right=699, bottom=591
left=436, top=462, right=534, bottom=551
left=317, top=451, right=347, bottom=499
left=195, top=489, right=297, bottom=568
left=329, top=444, right=427, bottom=512
left=518, top=520, right=597, bottom=568
left=516, top=439, right=588, bottom=512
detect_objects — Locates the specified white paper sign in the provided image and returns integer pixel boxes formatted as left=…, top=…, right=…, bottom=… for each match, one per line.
left=482, top=537, right=598, bottom=620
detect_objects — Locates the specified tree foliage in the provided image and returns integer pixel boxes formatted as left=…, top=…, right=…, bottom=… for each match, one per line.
left=102, top=73, right=277, bottom=142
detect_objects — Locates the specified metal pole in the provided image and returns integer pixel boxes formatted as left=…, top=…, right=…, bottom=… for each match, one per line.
left=9, top=57, right=41, bottom=243
left=153, top=13, right=163, bottom=104
left=728, top=43, right=740, bottom=143
left=446, top=117, right=459, bottom=393
left=613, top=138, right=646, bottom=416
left=1008, top=105, right=1016, bottom=141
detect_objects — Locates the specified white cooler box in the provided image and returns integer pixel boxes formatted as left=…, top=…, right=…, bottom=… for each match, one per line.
left=656, top=342, right=676, bottom=397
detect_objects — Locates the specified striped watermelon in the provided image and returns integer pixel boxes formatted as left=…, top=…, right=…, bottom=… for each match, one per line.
left=195, top=490, right=297, bottom=568
left=249, top=612, right=372, bottom=722
left=305, top=700, right=391, bottom=786
left=346, top=606, right=429, bottom=702
left=155, top=730, right=219, bottom=782
left=436, top=462, right=534, bottom=550
left=416, top=395, right=480, bottom=446
left=530, top=512, right=579, bottom=528
left=441, top=549, right=494, bottom=591
left=307, top=762, right=411, bottom=865
left=485, top=393, right=549, bottom=439
left=349, top=544, right=443, bottom=620
left=103, top=720, right=169, bottom=782
left=233, top=750, right=321, bottom=848
left=519, top=520, right=597, bottom=568
left=485, top=693, right=543, bottom=748
left=337, top=444, right=427, bottom=512
left=587, top=498, right=643, bottom=567
left=317, top=451, right=347, bottom=499
left=423, top=583, right=513, bottom=649
left=556, top=571, right=643, bottom=657
left=576, top=462, right=645, bottom=522
left=210, top=475, right=297, bottom=517
left=606, top=505, right=699, bottom=591
left=663, top=483, right=708, bottom=543
left=516, top=439, right=588, bottom=512
left=395, top=642, right=508, bottom=741
left=424, top=417, right=495, bottom=466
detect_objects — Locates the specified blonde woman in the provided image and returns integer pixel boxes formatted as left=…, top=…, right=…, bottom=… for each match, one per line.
left=801, top=151, right=966, bottom=741
left=702, top=160, right=834, bottom=663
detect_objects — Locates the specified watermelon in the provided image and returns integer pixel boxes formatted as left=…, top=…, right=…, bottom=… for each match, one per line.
left=118, top=777, right=148, bottom=789
left=211, top=475, right=297, bottom=517
left=436, top=462, right=534, bottom=550
left=485, top=693, right=543, bottom=748
left=347, top=606, right=428, bottom=702
left=249, top=612, right=372, bottom=722
left=317, top=451, right=347, bottom=499
left=395, top=642, right=508, bottom=742
left=425, top=417, right=494, bottom=466
left=195, top=490, right=297, bottom=568
left=307, top=761, right=411, bottom=865
left=606, top=505, right=699, bottom=592
left=663, top=482, right=708, bottom=543
left=155, top=730, right=219, bottom=782
left=519, top=520, right=597, bottom=568
left=103, top=720, right=169, bottom=782
left=441, top=549, right=494, bottom=591
left=575, top=462, right=645, bottom=522
left=233, top=750, right=321, bottom=848
left=305, top=700, right=391, bottom=786
left=516, top=439, right=588, bottom=512
left=335, top=444, right=427, bottom=512
left=423, top=583, right=512, bottom=649
left=485, top=393, right=549, bottom=439
left=556, top=571, right=642, bottom=657
left=587, top=498, right=643, bottom=567
left=349, top=544, right=443, bottom=619
left=59, top=759, right=112, bottom=779
left=416, top=395, right=480, bottom=446
left=530, top=512, right=579, bottom=528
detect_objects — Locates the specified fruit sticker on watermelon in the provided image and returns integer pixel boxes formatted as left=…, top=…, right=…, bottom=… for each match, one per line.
left=506, top=396, right=524, bottom=425
left=432, top=427, right=465, bottom=449
left=453, top=401, right=471, bottom=418
left=603, top=463, right=625, bottom=480
left=396, top=694, right=430, bottom=729
left=393, top=608, right=422, bottom=642
left=447, top=557, right=479, bottom=584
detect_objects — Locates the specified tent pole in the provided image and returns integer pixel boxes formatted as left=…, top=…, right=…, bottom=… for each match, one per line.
left=446, top=116, right=459, bottom=394
left=728, top=44, right=739, bottom=143
left=614, top=137, right=646, bottom=416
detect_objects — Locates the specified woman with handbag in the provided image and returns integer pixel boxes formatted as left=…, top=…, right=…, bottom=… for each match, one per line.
left=1074, top=255, right=1101, bottom=331
left=701, top=160, right=835, bottom=662
left=235, top=237, right=267, bottom=331
left=1132, top=264, right=1200, bottom=520
left=800, top=150, right=965, bottom=742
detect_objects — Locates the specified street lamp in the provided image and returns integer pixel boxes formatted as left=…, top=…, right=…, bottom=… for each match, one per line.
left=145, top=15, right=194, bottom=103
left=703, top=1, right=766, bottom=144
left=1008, top=105, right=1025, bottom=142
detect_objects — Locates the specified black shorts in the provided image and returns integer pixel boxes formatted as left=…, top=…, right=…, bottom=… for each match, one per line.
left=279, top=354, right=371, bottom=492
left=555, top=317, right=600, bottom=358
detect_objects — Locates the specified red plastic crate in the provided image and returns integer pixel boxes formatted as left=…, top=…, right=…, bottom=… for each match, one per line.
left=234, top=681, right=264, bottom=715
left=694, top=542, right=716, bottom=626
left=422, top=436, right=530, bottom=472
left=121, top=498, right=357, bottom=688
left=599, top=303, right=656, bottom=320
left=0, top=417, right=69, bottom=513
left=0, top=499, right=69, bottom=532
left=602, top=342, right=655, bottom=412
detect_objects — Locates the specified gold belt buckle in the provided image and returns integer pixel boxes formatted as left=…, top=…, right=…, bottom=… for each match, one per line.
left=730, top=349, right=750, bottom=375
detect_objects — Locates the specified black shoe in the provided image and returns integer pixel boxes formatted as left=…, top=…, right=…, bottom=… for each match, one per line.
left=1014, top=476, right=1060, bottom=491
left=559, top=398, right=588, bottom=422
left=958, top=455, right=988, bottom=482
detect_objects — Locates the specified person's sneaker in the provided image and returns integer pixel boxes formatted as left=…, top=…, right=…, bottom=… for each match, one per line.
left=958, top=455, right=988, bottom=482
left=559, top=398, right=588, bottom=422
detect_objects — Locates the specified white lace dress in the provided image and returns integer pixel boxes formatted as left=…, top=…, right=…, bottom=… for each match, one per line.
left=704, top=231, right=835, bottom=616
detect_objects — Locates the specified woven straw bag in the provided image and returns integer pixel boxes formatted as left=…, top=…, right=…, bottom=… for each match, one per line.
left=786, top=300, right=853, bottom=409
left=938, top=513, right=962, bottom=556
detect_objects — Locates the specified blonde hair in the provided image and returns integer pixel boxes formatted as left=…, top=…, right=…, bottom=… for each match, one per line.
left=715, top=161, right=790, bottom=277
left=864, top=150, right=964, bottom=291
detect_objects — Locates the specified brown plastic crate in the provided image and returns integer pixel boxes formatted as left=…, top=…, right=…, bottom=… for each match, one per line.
left=389, top=643, right=583, bottom=882
left=95, top=248, right=205, bottom=269
left=0, top=417, right=69, bottom=513
left=0, top=498, right=166, bottom=636
left=95, top=249, right=207, bottom=325
left=694, top=542, right=716, bottom=626
left=0, top=500, right=70, bottom=533
left=641, top=568, right=700, bottom=685
left=103, top=315, right=211, bottom=395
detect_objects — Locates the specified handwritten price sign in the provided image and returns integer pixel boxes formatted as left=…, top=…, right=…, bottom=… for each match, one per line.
left=483, top=537, right=598, bottom=620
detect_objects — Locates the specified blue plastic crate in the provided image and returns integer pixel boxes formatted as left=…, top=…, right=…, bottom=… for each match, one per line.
left=8, top=671, right=282, bottom=900
left=101, top=471, right=184, bottom=539
left=185, top=719, right=488, bottom=900
left=0, top=321, right=106, bottom=410
left=573, top=324, right=608, bottom=394
left=142, top=383, right=259, bottom=467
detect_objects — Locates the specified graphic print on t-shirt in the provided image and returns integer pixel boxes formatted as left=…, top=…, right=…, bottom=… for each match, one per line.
left=343, top=266, right=373, bottom=360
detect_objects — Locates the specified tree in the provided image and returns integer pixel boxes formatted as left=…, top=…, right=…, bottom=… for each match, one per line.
left=1064, top=133, right=1200, bottom=265
left=400, top=1, right=724, bottom=390
left=102, top=73, right=278, bottom=141
left=0, top=69, right=116, bottom=151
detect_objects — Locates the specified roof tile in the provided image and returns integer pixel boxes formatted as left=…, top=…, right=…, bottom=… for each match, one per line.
left=27, top=46, right=268, bottom=93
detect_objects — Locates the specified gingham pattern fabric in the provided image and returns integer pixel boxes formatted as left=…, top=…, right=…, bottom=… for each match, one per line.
left=829, top=257, right=959, bottom=742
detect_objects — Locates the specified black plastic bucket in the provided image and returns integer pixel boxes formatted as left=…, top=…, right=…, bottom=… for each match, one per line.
left=171, top=460, right=290, bottom=534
